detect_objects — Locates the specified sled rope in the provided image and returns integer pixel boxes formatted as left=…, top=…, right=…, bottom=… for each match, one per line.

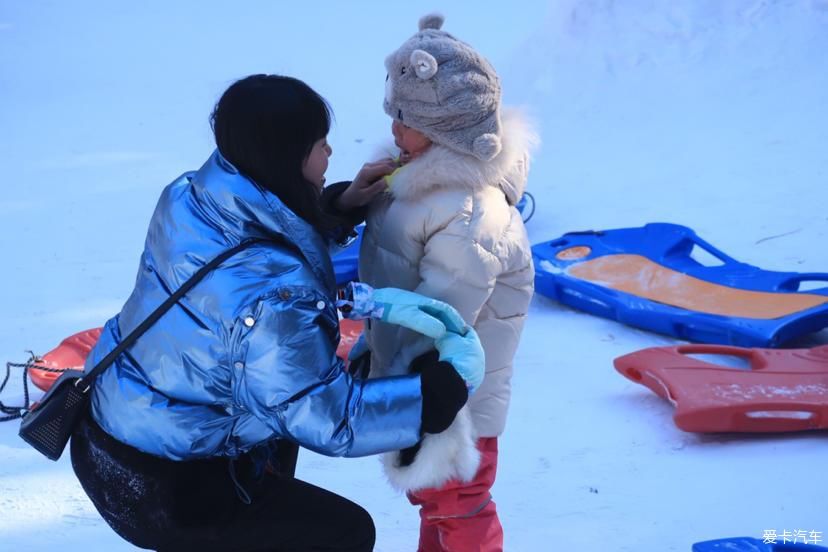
left=0, top=353, right=64, bottom=422
left=520, top=192, right=535, bottom=223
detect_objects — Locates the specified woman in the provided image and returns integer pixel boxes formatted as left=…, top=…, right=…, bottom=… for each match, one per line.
left=70, top=74, right=483, bottom=551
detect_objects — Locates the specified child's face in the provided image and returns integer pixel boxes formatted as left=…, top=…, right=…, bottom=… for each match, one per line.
left=392, top=120, right=432, bottom=159
left=302, top=136, right=332, bottom=190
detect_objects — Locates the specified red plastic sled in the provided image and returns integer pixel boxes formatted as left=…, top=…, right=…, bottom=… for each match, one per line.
left=30, top=321, right=365, bottom=392
left=614, top=344, right=828, bottom=433
left=336, top=318, right=364, bottom=362
left=29, top=328, right=103, bottom=391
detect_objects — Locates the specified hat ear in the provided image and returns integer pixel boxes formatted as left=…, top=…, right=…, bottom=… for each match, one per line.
left=472, top=133, right=502, bottom=161
left=418, top=13, right=444, bottom=31
left=410, top=49, right=438, bottom=80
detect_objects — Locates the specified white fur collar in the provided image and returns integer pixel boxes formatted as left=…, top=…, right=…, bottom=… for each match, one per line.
left=387, top=107, right=539, bottom=204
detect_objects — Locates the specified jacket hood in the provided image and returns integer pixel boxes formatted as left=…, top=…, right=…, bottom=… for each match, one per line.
left=387, top=107, right=539, bottom=204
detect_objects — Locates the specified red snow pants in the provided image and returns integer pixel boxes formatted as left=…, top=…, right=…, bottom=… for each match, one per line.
left=407, top=437, right=503, bottom=552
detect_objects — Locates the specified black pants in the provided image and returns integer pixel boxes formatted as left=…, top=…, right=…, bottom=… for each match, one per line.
left=70, top=413, right=375, bottom=551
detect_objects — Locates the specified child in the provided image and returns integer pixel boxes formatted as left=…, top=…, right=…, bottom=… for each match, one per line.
left=333, top=13, right=537, bottom=552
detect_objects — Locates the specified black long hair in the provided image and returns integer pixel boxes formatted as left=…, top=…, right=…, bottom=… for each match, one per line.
left=210, top=74, right=335, bottom=231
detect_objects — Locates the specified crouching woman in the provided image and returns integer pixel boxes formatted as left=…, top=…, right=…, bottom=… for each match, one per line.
left=70, top=74, right=483, bottom=552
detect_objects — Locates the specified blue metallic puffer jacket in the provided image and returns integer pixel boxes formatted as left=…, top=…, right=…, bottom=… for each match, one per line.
left=87, top=151, right=423, bottom=461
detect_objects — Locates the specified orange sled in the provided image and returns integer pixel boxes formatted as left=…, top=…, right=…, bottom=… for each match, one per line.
left=336, top=318, right=364, bottom=362
left=614, top=344, right=828, bottom=433
left=29, top=328, right=102, bottom=391
left=29, top=321, right=365, bottom=392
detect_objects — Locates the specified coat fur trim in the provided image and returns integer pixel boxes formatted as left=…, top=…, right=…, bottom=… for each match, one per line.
left=381, top=407, right=480, bottom=492
left=388, top=107, right=539, bottom=205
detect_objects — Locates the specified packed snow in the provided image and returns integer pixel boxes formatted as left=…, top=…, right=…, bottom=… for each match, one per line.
left=1, top=1, right=826, bottom=550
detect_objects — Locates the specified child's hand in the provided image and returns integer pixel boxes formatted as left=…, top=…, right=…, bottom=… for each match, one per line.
left=336, top=159, right=399, bottom=210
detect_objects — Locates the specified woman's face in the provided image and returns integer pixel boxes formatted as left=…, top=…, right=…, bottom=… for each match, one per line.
left=302, top=137, right=332, bottom=190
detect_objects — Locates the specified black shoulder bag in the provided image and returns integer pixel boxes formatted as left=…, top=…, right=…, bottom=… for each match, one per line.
left=19, top=238, right=266, bottom=461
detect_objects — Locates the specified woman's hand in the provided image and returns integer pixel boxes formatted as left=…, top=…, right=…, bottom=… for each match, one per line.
left=335, top=159, right=399, bottom=210
left=337, top=282, right=467, bottom=339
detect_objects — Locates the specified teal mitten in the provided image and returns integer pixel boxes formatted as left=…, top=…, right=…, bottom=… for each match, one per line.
left=434, top=327, right=486, bottom=393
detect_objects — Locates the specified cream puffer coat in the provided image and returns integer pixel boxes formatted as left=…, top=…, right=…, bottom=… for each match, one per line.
left=359, top=108, right=536, bottom=491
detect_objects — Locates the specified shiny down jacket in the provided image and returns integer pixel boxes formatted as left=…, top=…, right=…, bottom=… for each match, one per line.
left=88, top=151, right=423, bottom=461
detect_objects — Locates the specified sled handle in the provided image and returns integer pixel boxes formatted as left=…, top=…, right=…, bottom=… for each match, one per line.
left=675, top=344, right=753, bottom=356
left=736, top=403, right=822, bottom=432
left=776, top=273, right=828, bottom=294
left=685, top=234, right=739, bottom=266
left=674, top=344, right=766, bottom=369
left=677, top=403, right=824, bottom=433
left=544, top=230, right=603, bottom=252
left=562, top=229, right=605, bottom=238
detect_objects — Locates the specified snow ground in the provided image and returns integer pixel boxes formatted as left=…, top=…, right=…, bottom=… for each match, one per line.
left=1, top=1, right=826, bottom=550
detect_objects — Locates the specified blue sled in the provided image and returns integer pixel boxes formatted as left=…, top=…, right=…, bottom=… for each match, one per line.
left=693, top=536, right=828, bottom=551
left=532, top=223, right=828, bottom=347
left=332, top=225, right=363, bottom=286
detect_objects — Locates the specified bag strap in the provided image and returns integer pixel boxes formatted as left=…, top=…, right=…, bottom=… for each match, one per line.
left=76, top=237, right=269, bottom=392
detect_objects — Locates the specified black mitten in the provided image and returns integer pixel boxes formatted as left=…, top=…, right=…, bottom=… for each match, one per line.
left=420, top=359, right=469, bottom=435
left=398, top=351, right=468, bottom=467
left=410, top=349, right=439, bottom=374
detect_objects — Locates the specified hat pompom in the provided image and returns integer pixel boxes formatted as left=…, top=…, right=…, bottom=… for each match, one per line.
left=418, top=13, right=444, bottom=31
left=410, top=49, right=438, bottom=79
left=472, top=134, right=502, bottom=160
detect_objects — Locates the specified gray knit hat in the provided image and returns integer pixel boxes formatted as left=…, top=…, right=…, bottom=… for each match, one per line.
left=383, top=13, right=502, bottom=161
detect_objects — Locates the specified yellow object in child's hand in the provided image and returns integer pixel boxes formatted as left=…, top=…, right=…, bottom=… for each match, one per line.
left=383, top=156, right=404, bottom=188
left=383, top=167, right=403, bottom=188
